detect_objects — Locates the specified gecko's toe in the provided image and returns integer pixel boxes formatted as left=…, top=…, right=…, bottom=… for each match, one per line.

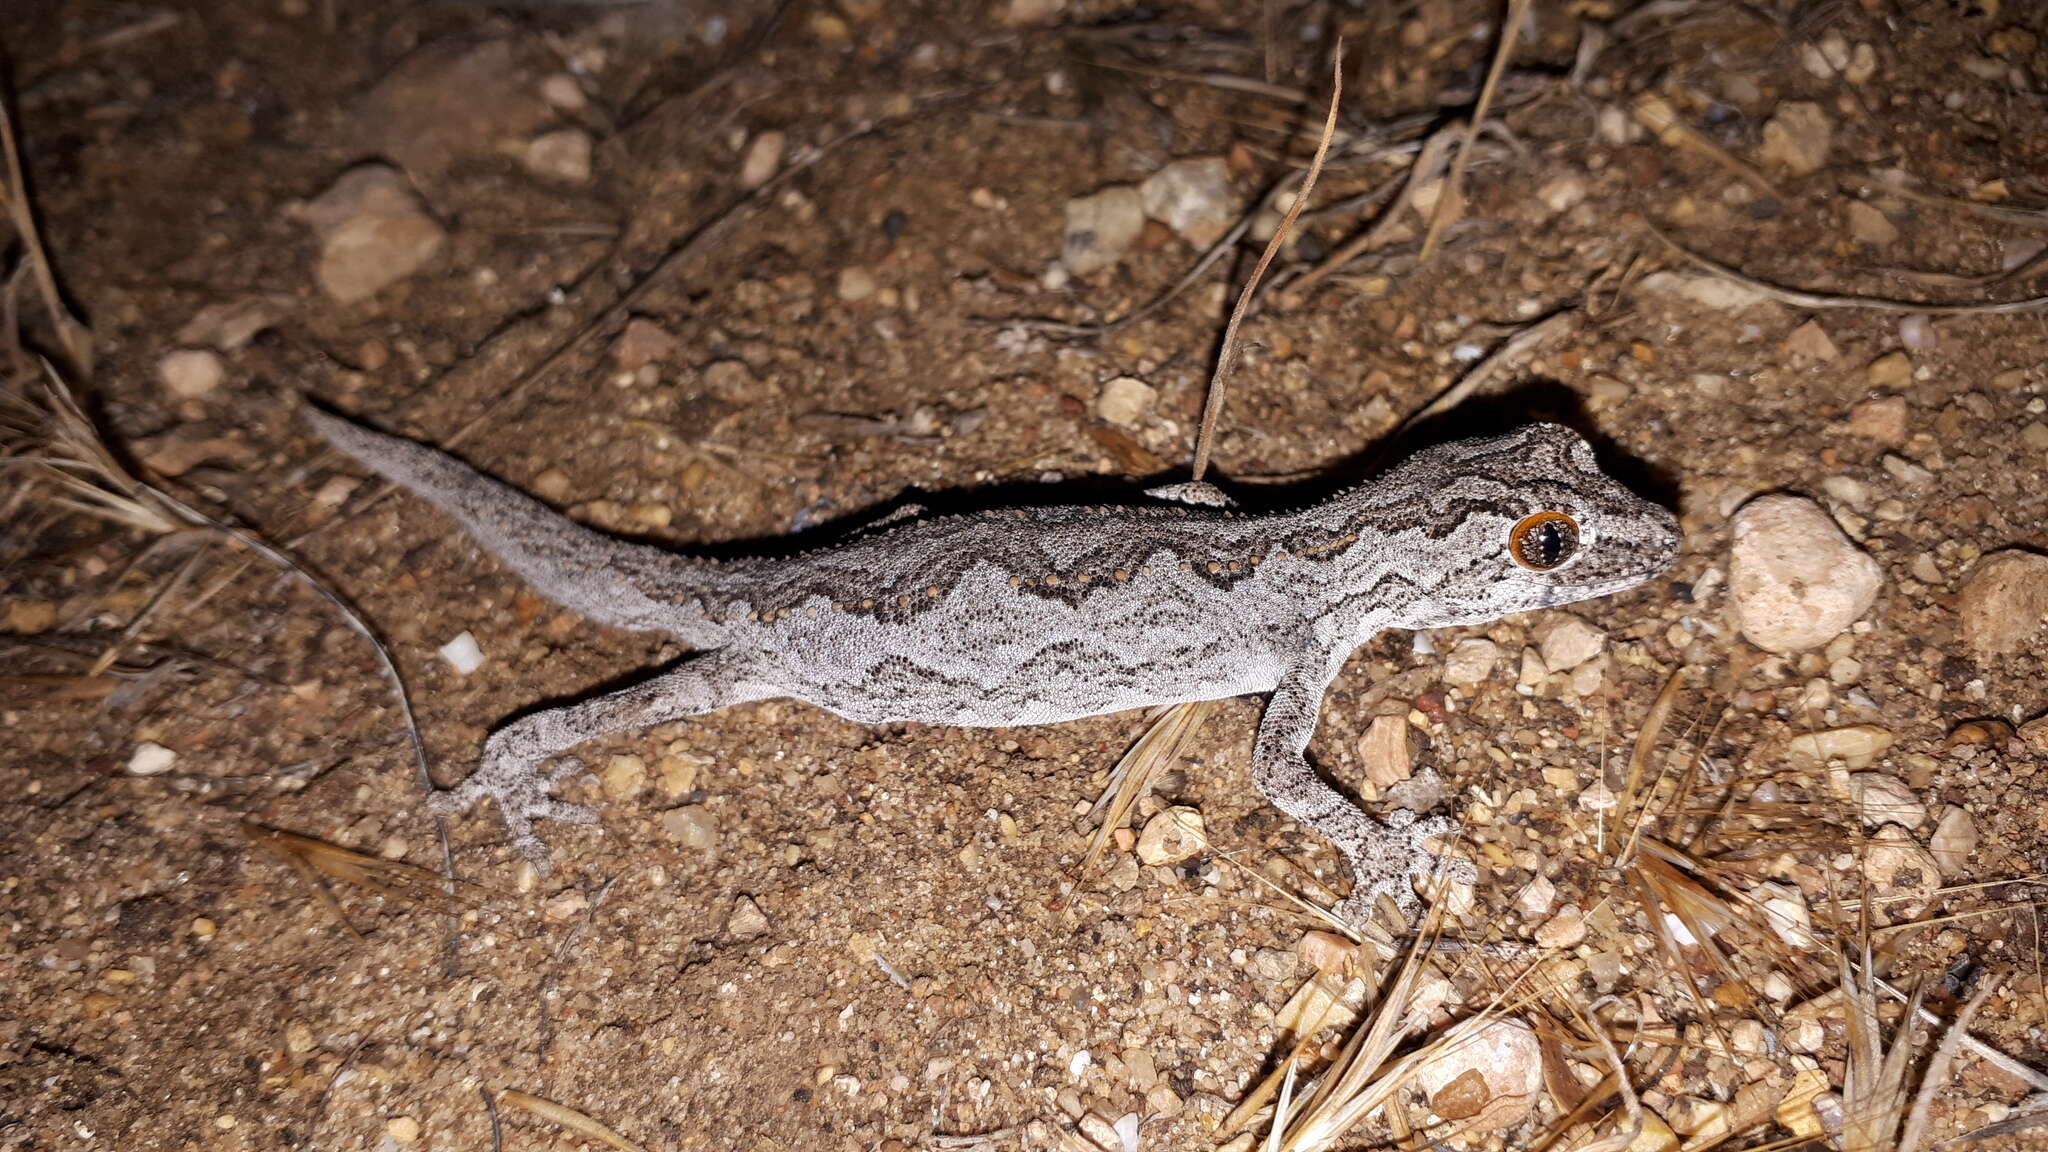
left=1403, top=814, right=1476, bottom=904
left=509, top=832, right=555, bottom=876
left=1332, top=891, right=1386, bottom=932
left=531, top=799, right=601, bottom=826
left=426, top=783, right=477, bottom=818
left=545, top=756, right=593, bottom=786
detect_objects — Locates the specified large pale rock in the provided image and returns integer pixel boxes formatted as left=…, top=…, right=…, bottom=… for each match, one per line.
left=355, top=39, right=552, bottom=179
left=1729, top=495, right=1882, bottom=652
left=297, top=165, right=447, bottom=305
left=1959, top=550, right=2048, bottom=657
left=1413, top=1019, right=1543, bottom=1132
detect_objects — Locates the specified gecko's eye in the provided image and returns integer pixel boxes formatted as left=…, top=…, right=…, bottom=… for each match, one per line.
left=1509, top=512, right=1579, bottom=571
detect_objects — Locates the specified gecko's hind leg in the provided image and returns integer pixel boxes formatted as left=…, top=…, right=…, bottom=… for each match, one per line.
left=1252, top=662, right=1473, bottom=928
left=432, top=648, right=782, bottom=871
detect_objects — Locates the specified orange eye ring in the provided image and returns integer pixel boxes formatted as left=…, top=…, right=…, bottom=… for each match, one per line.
left=1510, top=512, right=1580, bottom=571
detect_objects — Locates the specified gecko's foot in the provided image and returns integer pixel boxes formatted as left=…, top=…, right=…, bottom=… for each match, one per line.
left=1333, top=810, right=1474, bottom=930
left=427, top=755, right=599, bottom=874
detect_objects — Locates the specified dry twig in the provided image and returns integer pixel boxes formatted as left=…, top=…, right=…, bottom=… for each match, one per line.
left=1190, top=41, right=1343, bottom=482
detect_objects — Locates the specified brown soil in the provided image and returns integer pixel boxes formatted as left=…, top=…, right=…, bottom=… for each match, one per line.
left=4, top=2, right=2048, bottom=1150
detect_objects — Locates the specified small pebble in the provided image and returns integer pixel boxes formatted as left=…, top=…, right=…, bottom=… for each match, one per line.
left=1138, top=157, right=1235, bottom=247
left=1135, top=806, right=1204, bottom=865
left=1866, top=351, right=1911, bottom=388
left=603, top=753, right=646, bottom=799
left=727, top=895, right=771, bottom=939
left=1515, top=874, right=1556, bottom=918
left=1899, top=314, right=1937, bottom=350
left=1786, top=725, right=1894, bottom=769
left=1881, top=453, right=1933, bottom=486
left=539, top=73, right=587, bottom=110
left=1535, top=173, right=1587, bottom=215
left=1753, top=882, right=1817, bottom=949
left=295, top=164, right=447, bottom=305
left=1095, top=375, right=1156, bottom=427
left=523, top=128, right=593, bottom=183
left=1442, top=638, right=1501, bottom=687
left=1295, top=929, right=1359, bottom=974
left=836, top=265, right=877, bottom=302
left=128, top=742, right=178, bottom=775
left=1359, top=714, right=1413, bottom=790
left=1845, top=201, right=1897, bottom=247
left=1062, top=186, right=1145, bottom=275
left=1534, top=906, right=1586, bottom=948
left=614, top=318, right=677, bottom=371
left=1844, top=773, right=1926, bottom=829
left=739, top=130, right=785, bottom=189
left=1758, top=101, right=1831, bottom=175
left=1537, top=617, right=1606, bottom=671
left=1845, top=396, right=1907, bottom=444
left=1859, top=827, right=1940, bottom=923
left=1930, top=805, right=1977, bottom=876
left=544, top=889, right=588, bottom=922
left=1411, top=1018, right=1543, bottom=1131
left=438, top=631, right=485, bottom=674
left=158, top=349, right=225, bottom=399
left=385, top=1116, right=421, bottom=1144
left=661, top=805, right=719, bottom=856
left=1779, top=320, right=1838, bottom=362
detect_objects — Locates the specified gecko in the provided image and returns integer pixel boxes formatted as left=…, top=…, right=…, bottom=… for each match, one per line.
left=307, top=407, right=1678, bottom=924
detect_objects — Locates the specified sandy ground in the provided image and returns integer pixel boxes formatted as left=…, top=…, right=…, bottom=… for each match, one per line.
left=4, top=1, right=2048, bottom=1149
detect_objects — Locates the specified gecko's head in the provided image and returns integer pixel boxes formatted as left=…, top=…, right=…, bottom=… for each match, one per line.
left=1372, top=424, right=1679, bottom=627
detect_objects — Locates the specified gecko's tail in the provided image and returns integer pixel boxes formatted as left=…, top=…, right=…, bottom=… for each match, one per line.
left=304, top=405, right=724, bottom=639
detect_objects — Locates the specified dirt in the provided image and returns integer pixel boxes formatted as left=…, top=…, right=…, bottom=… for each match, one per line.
left=4, top=1, right=2048, bottom=1150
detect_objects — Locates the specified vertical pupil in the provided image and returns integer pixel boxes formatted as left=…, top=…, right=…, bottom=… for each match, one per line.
left=1514, top=515, right=1578, bottom=569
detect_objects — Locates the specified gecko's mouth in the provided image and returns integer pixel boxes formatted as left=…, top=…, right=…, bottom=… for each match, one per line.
left=1543, top=569, right=1667, bottom=603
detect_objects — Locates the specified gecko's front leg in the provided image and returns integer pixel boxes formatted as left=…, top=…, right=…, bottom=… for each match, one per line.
left=433, top=648, right=783, bottom=871
left=1252, top=657, right=1473, bottom=926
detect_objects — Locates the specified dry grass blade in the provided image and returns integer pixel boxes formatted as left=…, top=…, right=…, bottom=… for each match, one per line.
left=0, top=97, right=92, bottom=375
left=0, top=673, right=119, bottom=703
left=17, top=376, right=433, bottom=798
left=1649, top=223, right=2048, bottom=314
left=1627, top=843, right=1745, bottom=1061
left=1285, top=121, right=1461, bottom=301
left=1263, top=896, right=1546, bottom=1151
left=1632, top=93, right=1780, bottom=200
left=8, top=371, right=458, bottom=958
left=1, top=380, right=180, bottom=534
left=1854, top=170, right=2048, bottom=230
left=1615, top=669, right=1683, bottom=866
left=1838, top=944, right=1924, bottom=1152
left=243, top=821, right=486, bottom=906
left=1869, top=972, right=2048, bottom=1094
left=1395, top=309, right=1579, bottom=432
left=1569, top=1013, right=1644, bottom=1152
left=1897, top=975, right=2000, bottom=1152
left=496, top=1090, right=649, bottom=1152
left=1419, top=0, right=1530, bottom=261
left=996, top=206, right=1259, bottom=338
left=1082, top=699, right=1214, bottom=873
left=1189, top=40, right=1342, bottom=482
